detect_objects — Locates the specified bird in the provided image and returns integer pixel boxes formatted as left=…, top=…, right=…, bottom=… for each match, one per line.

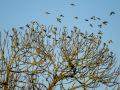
left=57, top=18, right=61, bottom=23
left=42, top=24, right=44, bottom=28
left=12, top=27, right=15, bottom=31
left=63, top=26, right=67, bottom=29
left=47, top=35, right=51, bottom=38
left=60, top=15, right=64, bottom=17
left=85, top=31, right=88, bottom=35
left=26, top=24, right=30, bottom=28
left=99, top=36, right=102, bottom=39
left=70, top=4, right=75, bottom=6
left=103, top=21, right=108, bottom=25
left=91, top=16, right=95, bottom=20
left=80, top=32, right=84, bottom=36
left=67, top=36, right=71, bottom=38
left=94, top=35, right=98, bottom=39
left=45, top=12, right=50, bottom=14
left=97, top=17, right=101, bottom=20
left=74, top=17, right=78, bottom=19
left=98, top=25, right=102, bottom=28
left=98, top=30, right=103, bottom=35
left=54, top=27, right=57, bottom=31
left=110, top=11, right=115, bottom=15
left=89, top=33, right=93, bottom=37
left=109, top=40, right=113, bottom=43
left=19, top=27, right=24, bottom=30
left=53, top=74, right=57, bottom=79
left=74, top=26, right=77, bottom=29
left=89, top=24, right=93, bottom=27
left=85, top=19, right=89, bottom=21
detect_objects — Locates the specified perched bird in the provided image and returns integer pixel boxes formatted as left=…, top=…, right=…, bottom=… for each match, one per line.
left=85, top=19, right=89, bottom=21
left=60, top=15, right=64, bottom=17
left=12, top=27, right=15, bottom=31
left=67, top=36, right=71, bottom=38
left=19, top=27, right=24, bottom=30
left=42, top=24, right=44, bottom=28
left=45, top=12, right=50, bottom=14
left=80, top=32, right=84, bottom=36
left=91, top=16, right=95, bottom=20
left=57, top=18, right=61, bottom=23
left=104, top=43, right=106, bottom=47
left=98, top=30, right=103, bottom=35
left=97, top=17, right=101, bottom=20
left=110, top=11, right=115, bottom=15
left=74, top=17, right=78, bottom=19
left=31, top=22, right=35, bottom=25
left=94, top=35, right=98, bottom=39
left=47, top=35, right=51, bottom=38
left=89, top=33, right=93, bottom=37
left=70, top=4, right=75, bottom=6
left=85, top=31, right=88, bottom=35
left=109, top=40, right=113, bottom=43
left=54, top=27, right=57, bottom=31
left=43, top=29, right=46, bottom=32
left=103, top=21, right=108, bottom=25
left=74, top=26, right=77, bottom=29
left=63, top=26, right=67, bottom=29
left=89, top=24, right=93, bottom=27
left=99, top=36, right=102, bottom=39
left=26, top=24, right=30, bottom=28
left=98, top=25, right=102, bottom=28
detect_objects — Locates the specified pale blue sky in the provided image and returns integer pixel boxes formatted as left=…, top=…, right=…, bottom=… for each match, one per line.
left=0, top=0, right=120, bottom=90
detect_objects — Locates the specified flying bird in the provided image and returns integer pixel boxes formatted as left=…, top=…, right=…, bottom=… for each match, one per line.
left=67, top=36, right=71, bottom=38
left=12, top=27, right=15, bottom=31
left=74, top=17, right=78, bottom=19
left=103, top=21, right=108, bottom=25
left=91, top=16, right=95, bottom=20
left=45, top=12, right=50, bottom=14
left=85, top=19, right=89, bottom=21
left=57, top=18, right=61, bottom=23
left=109, top=40, right=113, bottom=43
left=74, top=26, right=77, bottom=29
left=98, top=25, right=102, bottom=28
left=63, top=26, right=67, bottom=29
left=54, top=27, right=57, bottom=31
left=97, top=17, right=101, bottom=20
left=110, top=11, right=115, bottom=15
left=70, top=4, right=75, bottom=6
left=89, top=24, right=93, bottom=27
left=60, top=15, right=64, bottom=17
left=98, top=30, right=103, bottom=35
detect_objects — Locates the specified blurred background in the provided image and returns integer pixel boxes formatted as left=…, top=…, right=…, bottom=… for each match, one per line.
left=0, top=0, right=120, bottom=90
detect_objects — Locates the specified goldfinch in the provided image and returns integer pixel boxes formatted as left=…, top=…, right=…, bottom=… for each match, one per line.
left=110, top=11, right=115, bottom=15
left=42, top=24, right=44, bottom=28
left=85, top=19, right=89, bottom=21
left=74, top=26, right=77, bottom=29
left=103, top=21, right=108, bottom=25
left=47, top=35, right=51, bottom=38
left=63, top=26, right=67, bottom=29
left=67, top=36, right=71, bottom=38
left=109, top=40, right=113, bottom=43
left=74, top=17, right=78, bottom=19
left=12, top=27, right=15, bottom=31
left=85, top=31, right=88, bottom=35
left=54, top=27, right=57, bottom=31
left=99, top=36, right=101, bottom=39
left=98, top=30, right=103, bottom=35
left=91, top=16, right=95, bottom=20
left=97, top=18, right=101, bottom=20
left=57, top=18, right=61, bottom=23
left=70, top=4, right=75, bottom=6
left=19, top=27, right=24, bottom=30
left=89, top=24, right=93, bottom=27
left=45, top=12, right=50, bottom=14
left=89, top=33, right=93, bottom=37
left=26, top=24, right=30, bottom=28
left=80, top=32, right=84, bottom=36
left=98, top=25, right=102, bottom=28
left=60, top=15, right=64, bottom=17
left=94, top=35, right=98, bottom=39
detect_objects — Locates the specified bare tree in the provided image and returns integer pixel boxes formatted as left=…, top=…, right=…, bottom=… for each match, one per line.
left=0, top=22, right=120, bottom=90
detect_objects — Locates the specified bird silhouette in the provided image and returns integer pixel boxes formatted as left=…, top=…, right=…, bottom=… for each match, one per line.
left=110, top=11, right=115, bottom=15
left=45, top=12, right=50, bottom=14
left=89, top=24, right=93, bottom=27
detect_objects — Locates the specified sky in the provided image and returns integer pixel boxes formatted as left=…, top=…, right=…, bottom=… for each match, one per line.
left=0, top=0, right=120, bottom=90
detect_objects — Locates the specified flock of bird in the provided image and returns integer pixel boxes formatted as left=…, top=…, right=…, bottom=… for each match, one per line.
left=11, top=3, right=115, bottom=44
left=44, top=4, right=115, bottom=44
